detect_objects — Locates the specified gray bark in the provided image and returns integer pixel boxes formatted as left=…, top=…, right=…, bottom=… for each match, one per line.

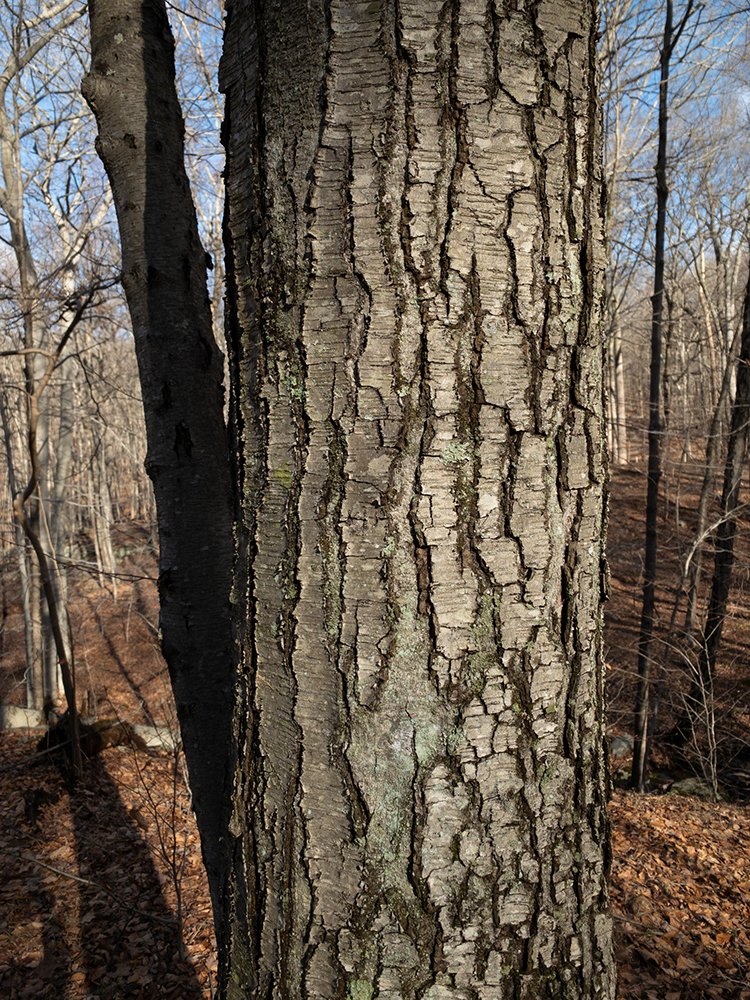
left=95, top=435, right=118, bottom=591
left=0, top=102, right=47, bottom=708
left=221, top=1, right=614, bottom=997
left=43, top=370, right=74, bottom=702
left=606, top=317, right=628, bottom=465
left=683, top=323, right=741, bottom=637
left=0, top=389, right=35, bottom=700
left=0, top=8, right=82, bottom=711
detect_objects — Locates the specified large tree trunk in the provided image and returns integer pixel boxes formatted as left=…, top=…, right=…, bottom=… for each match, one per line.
left=220, top=1, right=614, bottom=997
left=84, top=0, right=236, bottom=940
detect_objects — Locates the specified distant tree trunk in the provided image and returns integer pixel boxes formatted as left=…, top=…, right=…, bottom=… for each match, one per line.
left=661, top=290, right=674, bottom=456
left=13, top=397, right=82, bottom=775
left=631, top=0, right=676, bottom=792
left=607, top=317, right=629, bottom=465
left=13, top=224, right=47, bottom=712
left=695, top=259, right=750, bottom=694
left=96, top=437, right=118, bottom=592
left=683, top=326, right=740, bottom=635
left=0, top=390, right=35, bottom=698
left=43, top=370, right=75, bottom=702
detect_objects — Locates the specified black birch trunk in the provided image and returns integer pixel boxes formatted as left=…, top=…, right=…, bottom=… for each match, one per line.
left=86, top=0, right=615, bottom=995
left=695, top=263, right=750, bottom=698
left=219, top=1, right=614, bottom=996
left=631, top=0, right=673, bottom=793
left=83, top=0, right=236, bottom=946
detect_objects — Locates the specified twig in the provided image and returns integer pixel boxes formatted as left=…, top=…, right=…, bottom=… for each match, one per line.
left=21, top=852, right=178, bottom=929
left=613, top=914, right=667, bottom=936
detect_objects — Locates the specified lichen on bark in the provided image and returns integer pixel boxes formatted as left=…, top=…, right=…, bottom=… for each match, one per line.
left=220, top=0, right=614, bottom=997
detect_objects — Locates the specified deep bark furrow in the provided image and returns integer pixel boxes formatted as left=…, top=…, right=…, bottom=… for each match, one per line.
left=221, top=1, right=613, bottom=996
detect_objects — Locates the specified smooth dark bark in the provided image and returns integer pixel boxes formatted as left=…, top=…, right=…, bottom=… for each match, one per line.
left=84, top=0, right=236, bottom=954
left=694, top=262, right=750, bottom=699
left=631, top=0, right=695, bottom=792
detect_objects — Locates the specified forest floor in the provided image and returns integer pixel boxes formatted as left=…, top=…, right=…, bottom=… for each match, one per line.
left=0, top=462, right=749, bottom=998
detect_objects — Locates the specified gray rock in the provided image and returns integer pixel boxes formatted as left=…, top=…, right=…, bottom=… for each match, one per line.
left=668, top=776, right=718, bottom=800
left=132, top=723, right=181, bottom=752
left=608, top=734, right=634, bottom=760
left=0, top=704, right=45, bottom=729
left=0, top=704, right=181, bottom=752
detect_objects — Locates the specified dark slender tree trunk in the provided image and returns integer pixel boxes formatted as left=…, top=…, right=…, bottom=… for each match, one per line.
left=631, top=0, right=674, bottom=793
left=694, top=260, right=750, bottom=702
left=683, top=323, right=740, bottom=637
left=84, top=0, right=236, bottom=952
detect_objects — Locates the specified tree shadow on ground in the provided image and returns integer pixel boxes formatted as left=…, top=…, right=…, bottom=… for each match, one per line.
left=0, top=857, right=74, bottom=999
left=70, top=755, right=203, bottom=1000
left=82, top=593, right=157, bottom=725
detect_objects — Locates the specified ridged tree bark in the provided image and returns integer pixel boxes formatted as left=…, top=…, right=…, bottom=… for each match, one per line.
left=220, top=1, right=614, bottom=997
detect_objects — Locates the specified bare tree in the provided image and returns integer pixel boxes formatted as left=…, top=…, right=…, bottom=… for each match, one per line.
left=0, top=0, right=87, bottom=712
left=631, top=0, right=702, bottom=792
left=692, top=252, right=750, bottom=717
left=0, top=0, right=125, bottom=722
left=86, top=0, right=615, bottom=996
